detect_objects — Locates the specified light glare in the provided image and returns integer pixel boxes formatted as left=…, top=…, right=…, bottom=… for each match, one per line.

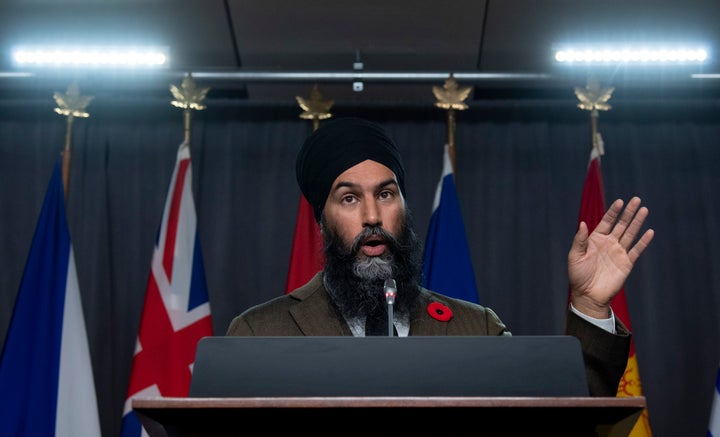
left=12, top=46, right=169, bottom=68
left=555, top=47, right=709, bottom=64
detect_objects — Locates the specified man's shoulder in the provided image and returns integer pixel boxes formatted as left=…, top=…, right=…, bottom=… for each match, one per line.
left=226, top=272, right=342, bottom=336
left=238, top=272, right=326, bottom=319
left=419, top=287, right=486, bottom=312
left=286, top=271, right=325, bottom=300
left=414, top=288, right=509, bottom=335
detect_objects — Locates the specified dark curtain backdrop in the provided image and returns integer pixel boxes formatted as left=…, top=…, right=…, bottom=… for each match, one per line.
left=1, top=92, right=719, bottom=437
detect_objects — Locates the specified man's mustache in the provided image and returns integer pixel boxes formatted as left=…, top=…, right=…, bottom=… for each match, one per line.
left=350, top=226, right=399, bottom=255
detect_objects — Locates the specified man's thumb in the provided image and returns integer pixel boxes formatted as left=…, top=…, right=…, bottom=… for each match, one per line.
left=573, top=222, right=590, bottom=253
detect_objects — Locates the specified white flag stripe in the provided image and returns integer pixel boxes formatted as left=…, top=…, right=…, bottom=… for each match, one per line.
left=170, top=169, right=196, bottom=296
left=56, top=248, right=102, bottom=437
left=55, top=246, right=100, bottom=437
left=156, top=145, right=189, bottom=263
left=151, top=254, right=211, bottom=330
left=431, top=144, right=453, bottom=209
left=152, top=142, right=210, bottom=330
left=710, top=367, right=720, bottom=436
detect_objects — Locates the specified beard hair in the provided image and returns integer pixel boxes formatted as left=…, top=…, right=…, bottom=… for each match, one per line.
left=320, top=209, right=423, bottom=320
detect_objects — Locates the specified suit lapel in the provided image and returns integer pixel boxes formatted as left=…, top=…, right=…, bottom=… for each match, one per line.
left=289, top=273, right=353, bottom=336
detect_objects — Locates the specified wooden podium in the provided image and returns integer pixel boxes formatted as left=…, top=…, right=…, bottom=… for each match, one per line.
left=133, top=396, right=645, bottom=437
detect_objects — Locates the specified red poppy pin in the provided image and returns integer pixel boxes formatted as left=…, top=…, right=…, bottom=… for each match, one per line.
left=427, top=302, right=453, bottom=322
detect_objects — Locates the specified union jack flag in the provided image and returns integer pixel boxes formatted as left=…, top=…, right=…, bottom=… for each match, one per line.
left=120, top=141, right=213, bottom=436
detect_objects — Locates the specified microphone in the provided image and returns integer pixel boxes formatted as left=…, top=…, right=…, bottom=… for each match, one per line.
left=384, top=278, right=397, bottom=336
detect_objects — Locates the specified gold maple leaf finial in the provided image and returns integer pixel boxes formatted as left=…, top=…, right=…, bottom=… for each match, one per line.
left=574, top=78, right=614, bottom=112
left=433, top=74, right=471, bottom=110
left=296, top=84, right=334, bottom=120
left=170, top=75, right=210, bottom=110
left=54, top=82, right=93, bottom=118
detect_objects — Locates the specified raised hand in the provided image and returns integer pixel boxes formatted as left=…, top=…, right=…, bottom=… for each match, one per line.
left=568, top=197, right=655, bottom=319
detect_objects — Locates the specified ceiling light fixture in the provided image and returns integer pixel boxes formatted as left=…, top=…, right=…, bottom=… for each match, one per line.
left=554, top=47, right=708, bottom=64
left=692, top=73, right=720, bottom=79
left=12, top=46, right=169, bottom=68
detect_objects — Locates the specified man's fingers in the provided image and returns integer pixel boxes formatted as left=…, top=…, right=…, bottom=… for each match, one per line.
left=620, top=205, right=649, bottom=249
left=595, top=198, right=624, bottom=236
left=628, top=228, right=655, bottom=264
left=610, top=196, right=642, bottom=240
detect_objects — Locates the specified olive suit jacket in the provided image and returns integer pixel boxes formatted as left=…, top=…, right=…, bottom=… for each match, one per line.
left=227, top=272, right=631, bottom=397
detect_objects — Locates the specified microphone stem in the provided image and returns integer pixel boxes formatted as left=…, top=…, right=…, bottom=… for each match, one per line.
left=383, top=278, right=397, bottom=337
left=387, top=302, right=394, bottom=336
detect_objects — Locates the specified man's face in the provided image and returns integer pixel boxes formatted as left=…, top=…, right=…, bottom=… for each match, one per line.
left=320, top=159, right=422, bottom=318
left=321, top=159, right=406, bottom=258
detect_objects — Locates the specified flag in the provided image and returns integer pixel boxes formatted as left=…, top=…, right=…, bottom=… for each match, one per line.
left=121, top=141, right=213, bottom=436
left=0, top=156, right=101, bottom=436
left=422, top=144, right=479, bottom=303
left=709, top=365, right=720, bottom=437
left=574, top=143, right=652, bottom=436
left=285, top=195, right=324, bottom=293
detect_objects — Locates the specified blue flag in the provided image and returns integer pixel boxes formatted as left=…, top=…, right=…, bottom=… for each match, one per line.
left=0, top=157, right=101, bottom=436
left=422, top=144, right=479, bottom=303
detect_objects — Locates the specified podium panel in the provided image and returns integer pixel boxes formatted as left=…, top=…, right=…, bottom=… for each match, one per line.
left=190, top=336, right=590, bottom=397
left=132, top=396, right=645, bottom=437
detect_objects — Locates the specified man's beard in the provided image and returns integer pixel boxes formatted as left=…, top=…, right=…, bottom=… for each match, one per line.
left=321, top=210, right=423, bottom=320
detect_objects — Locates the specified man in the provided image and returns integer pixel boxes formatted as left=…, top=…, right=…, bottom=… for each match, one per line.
left=227, top=117, right=655, bottom=397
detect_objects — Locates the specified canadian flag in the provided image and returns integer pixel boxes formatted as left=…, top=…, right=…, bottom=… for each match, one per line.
left=285, top=195, right=323, bottom=293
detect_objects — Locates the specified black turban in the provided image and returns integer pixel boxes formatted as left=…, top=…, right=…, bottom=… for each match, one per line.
left=296, top=117, right=406, bottom=222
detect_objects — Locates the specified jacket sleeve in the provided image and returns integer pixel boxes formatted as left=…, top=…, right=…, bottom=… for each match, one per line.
left=565, top=309, right=631, bottom=397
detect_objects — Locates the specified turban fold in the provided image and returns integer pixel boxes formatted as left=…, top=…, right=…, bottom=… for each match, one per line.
left=296, top=117, right=406, bottom=222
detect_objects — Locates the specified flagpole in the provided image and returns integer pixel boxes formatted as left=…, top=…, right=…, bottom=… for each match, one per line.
left=447, top=107, right=456, bottom=168
left=61, top=116, right=73, bottom=198
left=184, top=108, right=192, bottom=144
left=53, top=82, right=93, bottom=199
left=432, top=73, right=471, bottom=174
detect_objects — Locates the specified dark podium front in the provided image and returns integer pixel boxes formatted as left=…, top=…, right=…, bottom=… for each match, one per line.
left=134, top=336, right=643, bottom=436
left=132, top=395, right=646, bottom=437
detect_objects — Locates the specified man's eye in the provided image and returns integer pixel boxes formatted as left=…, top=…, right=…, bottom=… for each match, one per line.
left=342, top=195, right=356, bottom=203
left=379, top=191, right=393, bottom=199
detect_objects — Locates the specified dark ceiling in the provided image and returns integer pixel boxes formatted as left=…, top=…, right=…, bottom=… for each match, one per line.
left=1, top=0, right=719, bottom=106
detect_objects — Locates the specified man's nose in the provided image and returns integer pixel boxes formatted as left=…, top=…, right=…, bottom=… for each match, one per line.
left=362, top=200, right=381, bottom=227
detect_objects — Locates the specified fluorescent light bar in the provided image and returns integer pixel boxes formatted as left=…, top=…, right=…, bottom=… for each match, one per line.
left=555, top=47, right=708, bottom=64
left=12, top=46, right=169, bottom=68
